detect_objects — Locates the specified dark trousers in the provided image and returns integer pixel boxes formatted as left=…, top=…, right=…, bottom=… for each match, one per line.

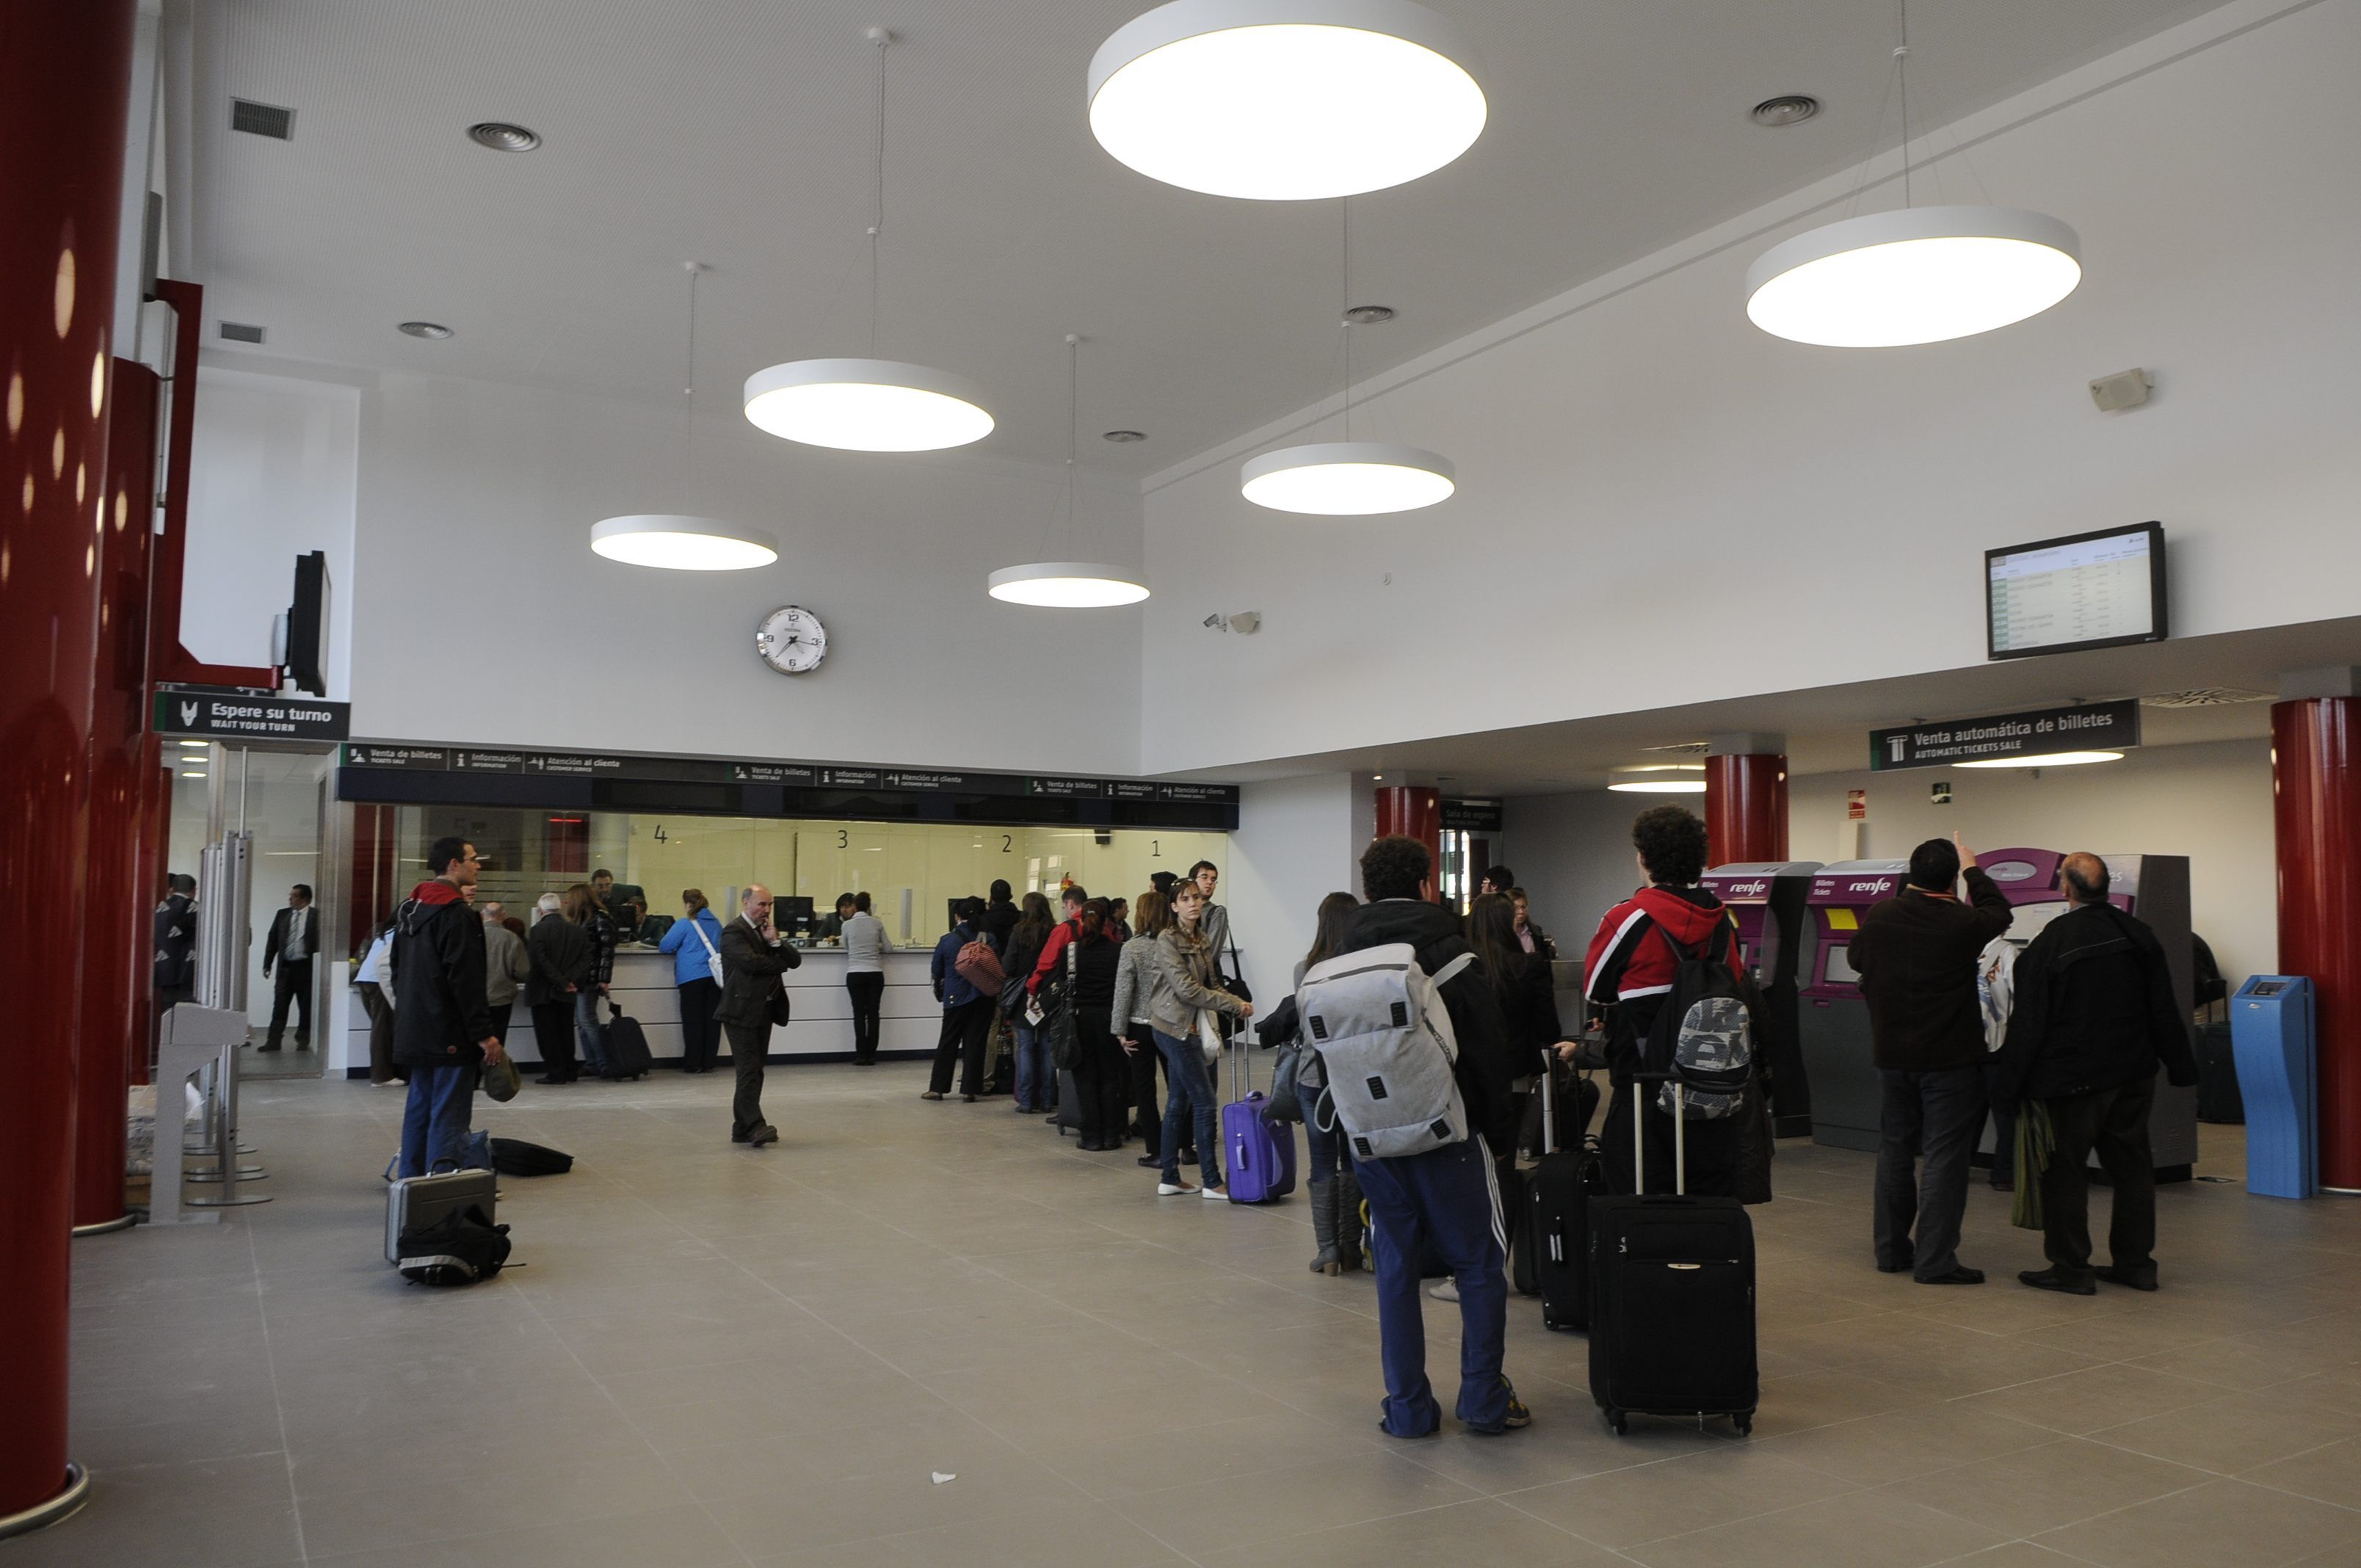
left=1360, top=1136, right=1512, bottom=1437
left=2040, top=1072, right=2159, bottom=1283
left=1874, top=1065, right=1988, bottom=1280
left=487, top=1000, right=513, bottom=1046
left=1125, top=1023, right=1161, bottom=1156
left=1985, top=1057, right=2018, bottom=1185
left=530, top=1000, right=576, bottom=1079
left=725, top=1020, right=770, bottom=1137
left=929, top=997, right=993, bottom=1095
left=846, top=971, right=885, bottom=1062
left=678, top=978, right=722, bottom=1072
left=264, top=957, right=313, bottom=1047
left=1073, top=1009, right=1129, bottom=1145
left=355, top=981, right=404, bottom=1084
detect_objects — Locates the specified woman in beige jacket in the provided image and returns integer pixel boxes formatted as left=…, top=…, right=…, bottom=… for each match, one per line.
left=1148, top=882, right=1253, bottom=1198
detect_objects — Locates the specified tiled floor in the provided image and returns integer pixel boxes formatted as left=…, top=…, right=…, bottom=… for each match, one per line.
left=26, top=1066, right=2361, bottom=1567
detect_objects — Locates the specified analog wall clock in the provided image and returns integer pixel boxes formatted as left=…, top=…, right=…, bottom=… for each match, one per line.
left=755, top=605, right=828, bottom=675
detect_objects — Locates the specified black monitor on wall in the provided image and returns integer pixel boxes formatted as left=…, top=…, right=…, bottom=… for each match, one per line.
left=1986, top=521, right=2166, bottom=661
left=287, top=551, right=331, bottom=696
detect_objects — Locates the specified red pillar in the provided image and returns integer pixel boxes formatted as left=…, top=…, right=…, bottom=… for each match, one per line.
left=1705, top=753, right=1789, bottom=866
left=2272, top=699, right=2361, bottom=1191
left=1374, top=785, right=1442, bottom=896
left=0, top=0, right=137, bottom=1522
left=73, top=362, right=159, bottom=1231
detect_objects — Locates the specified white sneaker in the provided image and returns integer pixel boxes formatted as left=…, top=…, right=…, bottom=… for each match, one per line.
left=1202, top=1186, right=1230, bottom=1201
left=1428, top=1280, right=1460, bottom=1302
left=1157, top=1180, right=1200, bottom=1197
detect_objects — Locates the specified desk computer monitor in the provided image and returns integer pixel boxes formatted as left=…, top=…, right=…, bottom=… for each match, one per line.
left=773, top=896, right=816, bottom=937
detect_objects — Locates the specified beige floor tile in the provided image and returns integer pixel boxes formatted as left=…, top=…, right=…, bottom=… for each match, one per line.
left=2246, top=1437, right=2361, bottom=1509
left=1761, top=1400, right=2056, bottom=1486
left=2089, top=1387, right=2361, bottom=1475
left=1957, top=1361, right=2224, bottom=1435
left=1203, top=1497, right=1624, bottom=1565
left=1619, top=1485, right=2009, bottom=1568
left=307, top=1500, right=745, bottom=1567
left=1884, top=1437, right=2211, bottom=1536
left=2034, top=1477, right=2361, bottom=1567
left=1111, top=1448, right=1484, bottom=1556
left=1504, top=1445, right=1858, bottom=1548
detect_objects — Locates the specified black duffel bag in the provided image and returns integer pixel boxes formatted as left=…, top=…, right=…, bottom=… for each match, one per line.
left=490, top=1137, right=574, bottom=1177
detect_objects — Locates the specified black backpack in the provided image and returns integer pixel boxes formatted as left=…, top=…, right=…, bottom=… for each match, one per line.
left=396, top=1204, right=513, bottom=1286
left=1637, top=918, right=1754, bottom=1119
left=489, top=1137, right=574, bottom=1177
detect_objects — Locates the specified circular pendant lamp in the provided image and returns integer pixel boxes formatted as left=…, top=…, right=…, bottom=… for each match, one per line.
left=1087, top=0, right=1488, bottom=200
left=1241, top=440, right=1454, bottom=515
left=742, top=358, right=993, bottom=452
left=592, top=513, right=779, bottom=572
left=1745, top=205, right=2081, bottom=348
left=1607, top=764, right=1706, bottom=794
left=987, top=562, right=1151, bottom=607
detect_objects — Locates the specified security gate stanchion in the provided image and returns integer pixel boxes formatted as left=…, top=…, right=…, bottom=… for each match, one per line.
left=150, top=1006, right=246, bottom=1226
left=184, top=830, right=268, bottom=1203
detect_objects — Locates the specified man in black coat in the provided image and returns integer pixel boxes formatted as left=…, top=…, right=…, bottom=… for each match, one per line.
left=1994, top=854, right=2199, bottom=1294
left=716, top=882, right=800, bottom=1147
left=1852, top=835, right=2013, bottom=1285
left=260, top=882, right=318, bottom=1051
left=524, top=893, right=592, bottom=1084
left=152, top=872, right=198, bottom=1056
left=392, top=838, right=504, bottom=1178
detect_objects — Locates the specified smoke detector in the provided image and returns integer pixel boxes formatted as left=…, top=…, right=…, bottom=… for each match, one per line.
left=1342, top=305, right=1396, bottom=325
left=397, top=321, right=454, bottom=340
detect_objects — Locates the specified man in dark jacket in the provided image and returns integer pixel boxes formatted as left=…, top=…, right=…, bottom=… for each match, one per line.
left=524, top=893, right=592, bottom=1084
left=925, top=899, right=996, bottom=1101
left=260, top=882, right=317, bottom=1051
left=717, top=883, right=799, bottom=1147
left=1582, top=807, right=1752, bottom=1199
left=152, top=873, right=198, bottom=1056
left=1851, top=835, right=2012, bottom=1285
left=392, top=838, right=504, bottom=1178
left=1336, top=834, right=1528, bottom=1440
left=1995, top=854, right=2198, bottom=1294
left=982, top=879, right=1020, bottom=949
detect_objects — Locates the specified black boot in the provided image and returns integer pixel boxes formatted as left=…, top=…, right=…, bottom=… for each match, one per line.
left=1307, top=1179, right=1341, bottom=1275
left=1332, top=1171, right=1366, bottom=1273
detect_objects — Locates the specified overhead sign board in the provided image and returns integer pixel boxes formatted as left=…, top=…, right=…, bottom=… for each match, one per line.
left=157, top=685, right=349, bottom=743
left=1869, top=700, right=2141, bottom=772
left=1440, top=798, right=1504, bottom=833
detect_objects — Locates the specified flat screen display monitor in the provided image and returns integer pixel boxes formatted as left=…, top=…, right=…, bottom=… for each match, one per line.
left=1986, top=521, right=2166, bottom=661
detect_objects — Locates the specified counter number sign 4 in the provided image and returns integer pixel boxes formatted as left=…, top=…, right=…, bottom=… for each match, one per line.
left=755, top=606, right=828, bottom=675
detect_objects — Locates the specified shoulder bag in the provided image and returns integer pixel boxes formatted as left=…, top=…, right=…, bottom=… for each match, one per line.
left=1045, top=940, right=1081, bottom=1069
left=691, top=915, right=726, bottom=985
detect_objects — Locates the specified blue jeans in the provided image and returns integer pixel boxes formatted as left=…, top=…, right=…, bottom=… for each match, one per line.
left=1359, top=1136, right=1511, bottom=1437
left=574, top=988, right=609, bottom=1075
left=1154, top=1030, right=1223, bottom=1188
left=398, top=1061, right=479, bottom=1179
left=1014, top=1020, right=1052, bottom=1111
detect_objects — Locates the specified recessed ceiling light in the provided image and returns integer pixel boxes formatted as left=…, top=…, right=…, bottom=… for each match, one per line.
left=1341, top=304, right=1396, bottom=324
left=1751, top=95, right=1819, bottom=126
left=398, top=321, right=454, bottom=340
left=1102, top=429, right=1147, bottom=443
left=467, top=121, right=542, bottom=152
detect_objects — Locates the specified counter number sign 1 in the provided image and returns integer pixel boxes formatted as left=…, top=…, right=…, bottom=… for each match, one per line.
left=755, top=606, right=827, bottom=675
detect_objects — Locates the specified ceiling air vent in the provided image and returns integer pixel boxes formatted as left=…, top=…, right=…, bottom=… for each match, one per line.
left=231, top=99, right=295, bottom=140
left=218, top=321, right=266, bottom=344
left=1640, top=740, right=1711, bottom=755
left=2141, top=689, right=2272, bottom=708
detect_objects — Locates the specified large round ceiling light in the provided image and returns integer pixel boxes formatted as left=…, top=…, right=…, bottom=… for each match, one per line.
left=987, top=562, right=1150, bottom=607
left=1607, top=764, right=1707, bottom=794
left=1241, top=440, right=1454, bottom=515
left=742, top=358, right=993, bottom=453
left=1745, top=205, right=2081, bottom=348
left=590, top=514, right=779, bottom=572
left=1087, top=0, right=1488, bottom=200
left=1954, top=750, right=2122, bottom=769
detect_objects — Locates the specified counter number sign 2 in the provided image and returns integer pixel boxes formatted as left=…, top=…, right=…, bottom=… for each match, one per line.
left=755, top=606, right=828, bottom=675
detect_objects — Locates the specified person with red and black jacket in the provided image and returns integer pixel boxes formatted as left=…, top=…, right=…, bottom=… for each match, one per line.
left=392, top=837, right=504, bottom=1178
left=1027, top=882, right=1092, bottom=998
left=1578, top=805, right=1748, bottom=1199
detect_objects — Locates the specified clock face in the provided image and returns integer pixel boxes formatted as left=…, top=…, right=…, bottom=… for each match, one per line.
left=755, top=605, right=828, bottom=675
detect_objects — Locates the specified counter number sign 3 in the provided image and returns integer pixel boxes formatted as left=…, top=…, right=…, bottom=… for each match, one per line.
left=755, top=606, right=828, bottom=675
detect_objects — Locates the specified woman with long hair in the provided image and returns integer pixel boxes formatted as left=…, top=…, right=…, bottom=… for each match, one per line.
left=1296, top=890, right=1366, bottom=1274
left=562, top=882, right=614, bottom=1078
left=1112, top=888, right=1169, bottom=1166
left=1149, top=882, right=1252, bottom=1199
left=1003, top=892, right=1058, bottom=1114
left=1066, top=898, right=1129, bottom=1150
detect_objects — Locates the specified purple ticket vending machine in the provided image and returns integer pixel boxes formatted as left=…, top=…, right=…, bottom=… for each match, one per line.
left=1701, top=862, right=1823, bottom=1137
left=1974, top=848, right=2198, bottom=1181
left=1798, top=860, right=1912, bottom=1150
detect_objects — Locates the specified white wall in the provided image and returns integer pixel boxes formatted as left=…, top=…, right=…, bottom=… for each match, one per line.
left=1503, top=738, right=2277, bottom=992
left=1222, top=772, right=1374, bottom=1003
left=1137, top=0, right=2361, bottom=775
left=347, top=371, right=1145, bottom=774
left=185, top=366, right=359, bottom=693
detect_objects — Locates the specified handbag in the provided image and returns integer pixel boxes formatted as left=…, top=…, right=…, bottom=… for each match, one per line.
left=1045, top=940, right=1083, bottom=1069
left=691, top=915, right=726, bottom=985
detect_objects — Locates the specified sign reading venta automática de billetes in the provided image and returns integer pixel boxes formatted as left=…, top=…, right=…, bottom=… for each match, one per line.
left=1869, top=699, right=2139, bottom=771
left=157, top=684, right=351, bottom=742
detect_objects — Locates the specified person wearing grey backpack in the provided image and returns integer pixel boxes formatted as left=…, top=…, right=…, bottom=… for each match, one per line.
left=1301, top=835, right=1528, bottom=1439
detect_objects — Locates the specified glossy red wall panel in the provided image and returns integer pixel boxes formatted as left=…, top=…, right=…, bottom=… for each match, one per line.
left=2273, top=698, right=2361, bottom=1191
left=1705, top=753, right=1789, bottom=867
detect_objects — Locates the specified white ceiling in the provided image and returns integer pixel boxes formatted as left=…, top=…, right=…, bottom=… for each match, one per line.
left=189, top=0, right=2235, bottom=477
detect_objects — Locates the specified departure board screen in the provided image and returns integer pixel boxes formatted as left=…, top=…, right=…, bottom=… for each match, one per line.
left=1986, top=521, right=2167, bottom=661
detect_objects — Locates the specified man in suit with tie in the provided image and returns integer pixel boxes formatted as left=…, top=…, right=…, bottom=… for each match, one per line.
left=261, top=883, right=317, bottom=1052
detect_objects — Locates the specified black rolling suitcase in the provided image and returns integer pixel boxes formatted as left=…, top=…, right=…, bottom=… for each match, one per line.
left=1053, top=1068, right=1082, bottom=1134
left=1588, top=1074, right=1757, bottom=1434
left=603, top=1001, right=653, bottom=1080
left=1529, top=1064, right=1604, bottom=1326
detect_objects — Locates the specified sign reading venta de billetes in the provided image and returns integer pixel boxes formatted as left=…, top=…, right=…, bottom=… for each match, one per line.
left=157, top=685, right=351, bottom=742
left=1869, top=699, right=2139, bottom=771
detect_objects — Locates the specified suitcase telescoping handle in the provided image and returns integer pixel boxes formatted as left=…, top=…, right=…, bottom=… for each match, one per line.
left=1630, top=1070, right=1686, bottom=1198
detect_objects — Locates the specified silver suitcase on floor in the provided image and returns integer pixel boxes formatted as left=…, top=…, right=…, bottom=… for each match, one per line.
left=385, top=1168, right=496, bottom=1266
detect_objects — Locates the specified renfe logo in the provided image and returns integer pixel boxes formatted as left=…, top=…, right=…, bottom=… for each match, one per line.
left=1722, top=880, right=1770, bottom=897
left=1849, top=880, right=1892, bottom=894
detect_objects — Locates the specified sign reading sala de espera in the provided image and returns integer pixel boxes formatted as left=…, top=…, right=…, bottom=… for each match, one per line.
left=1869, top=699, right=2139, bottom=771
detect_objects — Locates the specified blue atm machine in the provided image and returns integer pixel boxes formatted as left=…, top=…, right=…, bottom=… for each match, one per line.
left=2231, top=976, right=2318, bottom=1199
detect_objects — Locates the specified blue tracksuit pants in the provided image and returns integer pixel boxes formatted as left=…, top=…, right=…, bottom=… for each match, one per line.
left=1357, top=1134, right=1512, bottom=1436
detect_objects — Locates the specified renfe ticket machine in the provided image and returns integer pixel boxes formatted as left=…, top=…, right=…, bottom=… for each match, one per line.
left=1799, top=860, right=1910, bottom=1150
left=1700, top=862, right=1822, bottom=1137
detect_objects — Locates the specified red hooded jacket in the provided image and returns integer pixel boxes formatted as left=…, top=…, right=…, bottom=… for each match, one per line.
left=1582, top=885, right=1744, bottom=1084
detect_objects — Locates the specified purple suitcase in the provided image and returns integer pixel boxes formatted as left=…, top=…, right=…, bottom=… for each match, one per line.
left=1222, top=1042, right=1297, bottom=1203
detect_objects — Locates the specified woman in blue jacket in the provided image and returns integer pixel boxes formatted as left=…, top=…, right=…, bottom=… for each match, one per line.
left=659, top=888, right=728, bottom=1073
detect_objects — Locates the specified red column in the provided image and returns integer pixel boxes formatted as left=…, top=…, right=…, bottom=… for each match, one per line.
left=1374, top=785, right=1442, bottom=896
left=0, top=0, right=137, bottom=1522
left=2272, top=699, right=2361, bottom=1192
left=73, top=362, right=159, bottom=1232
left=1705, top=753, right=1789, bottom=866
